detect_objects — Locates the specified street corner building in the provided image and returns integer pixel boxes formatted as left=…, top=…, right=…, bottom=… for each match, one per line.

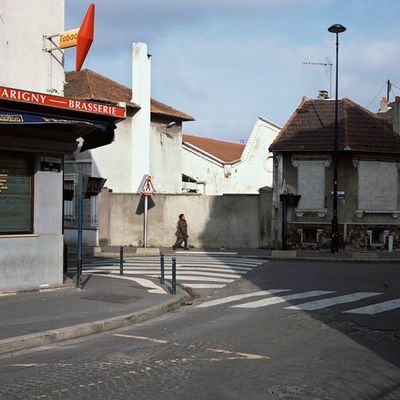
left=0, top=86, right=124, bottom=291
left=269, top=95, right=400, bottom=251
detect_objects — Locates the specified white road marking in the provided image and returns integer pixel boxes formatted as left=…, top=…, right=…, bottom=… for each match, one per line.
left=147, top=271, right=242, bottom=279
left=92, top=273, right=166, bottom=294
left=232, top=291, right=334, bottom=309
left=343, top=298, right=400, bottom=315
left=113, top=334, right=169, bottom=344
left=285, top=292, right=381, bottom=311
left=197, top=289, right=291, bottom=308
left=183, top=283, right=226, bottom=289
left=147, top=275, right=234, bottom=283
left=85, top=266, right=251, bottom=274
left=175, top=251, right=238, bottom=255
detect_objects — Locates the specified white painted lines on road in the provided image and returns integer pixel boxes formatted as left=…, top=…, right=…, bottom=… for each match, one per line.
left=113, top=334, right=169, bottom=344
left=197, top=288, right=400, bottom=316
left=232, top=290, right=334, bottom=309
left=343, top=298, right=400, bottom=315
left=285, top=292, right=381, bottom=311
left=81, top=255, right=266, bottom=291
left=197, top=289, right=291, bottom=308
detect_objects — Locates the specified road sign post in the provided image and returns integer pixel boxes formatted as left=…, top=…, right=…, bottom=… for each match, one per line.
left=140, top=175, right=156, bottom=249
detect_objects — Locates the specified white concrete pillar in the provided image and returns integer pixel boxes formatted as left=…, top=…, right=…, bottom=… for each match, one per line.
left=131, top=42, right=151, bottom=192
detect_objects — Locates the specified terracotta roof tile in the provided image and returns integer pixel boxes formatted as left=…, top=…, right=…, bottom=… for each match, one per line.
left=183, top=134, right=245, bottom=163
left=269, top=98, right=400, bottom=154
left=65, top=69, right=195, bottom=121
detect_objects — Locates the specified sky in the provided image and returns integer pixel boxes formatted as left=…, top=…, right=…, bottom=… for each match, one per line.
left=65, top=0, right=400, bottom=142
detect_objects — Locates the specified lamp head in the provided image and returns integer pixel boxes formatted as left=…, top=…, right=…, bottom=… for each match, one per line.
left=328, top=24, right=346, bottom=34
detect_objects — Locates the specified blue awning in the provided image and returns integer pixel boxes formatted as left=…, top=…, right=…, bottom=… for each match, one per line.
left=0, top=109, right=115, bottom=152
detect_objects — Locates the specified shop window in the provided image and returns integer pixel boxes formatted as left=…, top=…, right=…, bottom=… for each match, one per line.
left=0, top=151, right=33, bottom=233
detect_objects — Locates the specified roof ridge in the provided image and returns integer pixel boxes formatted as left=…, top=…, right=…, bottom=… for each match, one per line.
left=269, top=96, right=308, bottom=151
left=344, top=97, right=394, bottom=130
left=183, top=133, right=245, bottom=146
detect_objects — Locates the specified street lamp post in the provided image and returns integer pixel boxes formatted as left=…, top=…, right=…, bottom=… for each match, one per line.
left=328, top=23, right=346, bottom=253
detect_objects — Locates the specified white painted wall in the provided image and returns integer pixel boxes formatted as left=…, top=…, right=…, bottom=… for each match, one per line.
left=0, top=0, right=65, bottom=95
left=90, top=118, right=133, bottom=192
left=182, top=117, right=280, bottom=195
left=131, top=42, right=151, bottom=192
left=150, top=122, right=182, bottom=193
left=0, top=1, right=65, bottom=290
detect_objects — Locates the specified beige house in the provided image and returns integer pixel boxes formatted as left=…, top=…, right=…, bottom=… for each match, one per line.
left=269, top=96, right=400, bottom=250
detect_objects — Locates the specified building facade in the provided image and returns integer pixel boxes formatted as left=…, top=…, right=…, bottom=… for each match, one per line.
left=0, top=1, right=123, bottom=290
left=270, top=97, right=400, bottom=251
left=182, top=117, right=280, bottom=195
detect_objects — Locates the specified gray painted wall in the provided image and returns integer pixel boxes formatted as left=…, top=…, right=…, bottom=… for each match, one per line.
left=98, top=190, right=272, bottom=249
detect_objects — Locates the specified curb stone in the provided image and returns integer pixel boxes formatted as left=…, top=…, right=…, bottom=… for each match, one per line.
left=0, top=288, right=191, bottom=355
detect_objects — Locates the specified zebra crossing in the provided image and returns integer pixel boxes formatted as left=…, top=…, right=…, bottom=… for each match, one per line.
left=197, top=288, right=400, bottom=315
left=81, top=255, right=266, bottom=292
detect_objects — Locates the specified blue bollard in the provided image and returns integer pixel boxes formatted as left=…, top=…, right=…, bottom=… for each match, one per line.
left=160, top=254, right=165, bottom=284
left=171, top=257, right=177, bottom=295
left=119, top=245, right=124, bottom=275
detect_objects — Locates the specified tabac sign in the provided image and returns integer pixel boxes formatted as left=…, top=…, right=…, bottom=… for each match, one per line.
left=59, top=28, right=79, bottom=49
left=0, top=86, right=126, bottom=118
left=57, top=3, right=95, bottom=71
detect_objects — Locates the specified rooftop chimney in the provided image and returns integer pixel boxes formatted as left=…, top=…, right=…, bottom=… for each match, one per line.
left=317, top=90, right=329, bottom=99
left=377, top=96, right=389, bottom=113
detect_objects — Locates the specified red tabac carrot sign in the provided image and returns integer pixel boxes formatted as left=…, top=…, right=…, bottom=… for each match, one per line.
left=0, top=86, right=126, bottom=118
left=58, top=3, right=95, bottom=71
left=76, top=4, right=95, bottom=71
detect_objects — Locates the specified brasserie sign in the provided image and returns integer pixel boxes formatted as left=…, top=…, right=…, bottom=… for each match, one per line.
left=0, top=86, right=126, bottom=118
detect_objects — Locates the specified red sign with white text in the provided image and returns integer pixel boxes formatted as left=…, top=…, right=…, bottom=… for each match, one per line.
left=0, top=86, right=126, bottom=118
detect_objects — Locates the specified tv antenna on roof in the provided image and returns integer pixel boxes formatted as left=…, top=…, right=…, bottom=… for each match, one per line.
left=303, top=59, right=333, bottom=98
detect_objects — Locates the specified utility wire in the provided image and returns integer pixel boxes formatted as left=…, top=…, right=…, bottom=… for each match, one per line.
left=366, top=82, right=387, bottom=109
left=391, top=82, right=400, bottom=91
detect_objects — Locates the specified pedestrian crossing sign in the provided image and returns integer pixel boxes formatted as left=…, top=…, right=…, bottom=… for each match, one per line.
left=140, top=175, right=156, bottom=195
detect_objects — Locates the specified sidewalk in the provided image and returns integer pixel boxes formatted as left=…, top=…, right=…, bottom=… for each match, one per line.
left=80, top=245, right=400, bottom=262
left=0, top=274, right=190, bottom=355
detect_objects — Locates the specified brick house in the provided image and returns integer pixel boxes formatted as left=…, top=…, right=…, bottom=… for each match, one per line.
left=269, top=96, right=400, bottom=250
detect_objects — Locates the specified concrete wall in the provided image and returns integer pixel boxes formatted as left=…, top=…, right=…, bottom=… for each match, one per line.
left=98, top=190, right=272, bottom=249
left=0, top=0, right=64, bottom=95
left=0, top=153, right=64, bottom=291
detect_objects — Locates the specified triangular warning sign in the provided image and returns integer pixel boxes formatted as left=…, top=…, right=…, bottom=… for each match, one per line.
left=140, top=176, right=156, bottom=195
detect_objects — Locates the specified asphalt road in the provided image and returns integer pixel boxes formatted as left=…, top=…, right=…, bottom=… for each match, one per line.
left=1, top=260, right=400, bottom=400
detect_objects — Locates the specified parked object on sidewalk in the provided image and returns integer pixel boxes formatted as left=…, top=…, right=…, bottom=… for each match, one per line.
left=172, top=257, right=177, bottom=294
left=160, top=253, right=165, bottom=284
left=120, top=245, right=124, bottom=275
left=172, top=213, right=189, bottom=250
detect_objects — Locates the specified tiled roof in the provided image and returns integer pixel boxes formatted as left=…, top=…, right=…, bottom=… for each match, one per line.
left=183, top=134, right=245, bottom=163
left=65, top=69, right=195, bottom=121
left=269, top=98, right=400, bottom=154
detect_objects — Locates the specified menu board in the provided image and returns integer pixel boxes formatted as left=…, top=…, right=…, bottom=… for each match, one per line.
left=0, top=152, right=33, bottom=233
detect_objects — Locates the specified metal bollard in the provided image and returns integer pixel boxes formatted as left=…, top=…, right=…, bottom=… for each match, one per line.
left=171, top=257, right=177, bottom=295
left=119, top=245, right=124, bottom=275
left=160, top=253, right=165, bottom=284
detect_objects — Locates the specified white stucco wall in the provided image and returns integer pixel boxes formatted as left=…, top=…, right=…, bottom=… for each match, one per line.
left=0, top=0, right=65, bottom=95
left=0, top=1, right=65, bottom=290
left=90, top=118, right=133, bottom=192
left=150, top=122, right=183, bottom=193
left=182, top=117, right=280, bottom=195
